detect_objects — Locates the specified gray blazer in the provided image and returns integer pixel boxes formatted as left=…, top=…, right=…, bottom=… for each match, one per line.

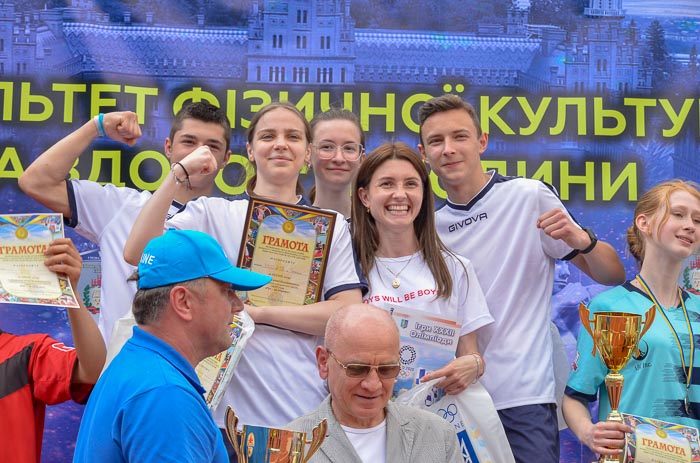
left=287, top=395, right=461, bottom=463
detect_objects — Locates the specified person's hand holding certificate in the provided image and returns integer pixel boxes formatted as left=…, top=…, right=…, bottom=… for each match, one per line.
left=0, top=213, right=79, bottom=308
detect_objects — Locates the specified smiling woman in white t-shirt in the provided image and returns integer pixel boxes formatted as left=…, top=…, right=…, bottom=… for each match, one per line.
left=351, top=142, right=493, bottom=395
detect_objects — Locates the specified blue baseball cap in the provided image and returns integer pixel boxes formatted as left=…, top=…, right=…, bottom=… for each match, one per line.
left=137, top=229, right=272, bottom=290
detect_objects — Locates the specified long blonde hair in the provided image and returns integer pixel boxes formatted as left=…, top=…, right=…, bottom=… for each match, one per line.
left=628, top=179, right=700, bottom=264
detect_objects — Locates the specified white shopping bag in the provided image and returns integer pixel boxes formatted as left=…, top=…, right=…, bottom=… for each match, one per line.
left=551, top=322, right=571, bottom=431
left=397, top=379, right=515, bottom=463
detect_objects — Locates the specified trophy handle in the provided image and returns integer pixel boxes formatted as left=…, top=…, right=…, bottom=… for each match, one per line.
left=224, top=406, right=245, bottom=463
left=303, top=418, right=328, bottom=462
left=578, top=303, right=597, bottom=356
left=635, top=305, right=656, bottom=357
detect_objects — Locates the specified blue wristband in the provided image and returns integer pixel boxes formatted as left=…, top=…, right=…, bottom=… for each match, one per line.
left=95, top=113, right=106, bottom=137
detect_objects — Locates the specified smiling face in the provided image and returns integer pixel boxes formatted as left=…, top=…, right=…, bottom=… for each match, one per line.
left=165, top=118, right=231, bottom=188
left=358, top=159, right=423, bottom=237
left=642, top=190, right=700, bottom=262
left=310, top=119, right=363, bottom=192
left=419, top=108, right=488, bottom=195
left=246, top=107, right=311, bottom=189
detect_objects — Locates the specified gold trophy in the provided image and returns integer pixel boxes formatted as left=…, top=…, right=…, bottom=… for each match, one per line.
left=225, top=406, right=327, bottom=463
left=579, top=303, right=655, bottom=463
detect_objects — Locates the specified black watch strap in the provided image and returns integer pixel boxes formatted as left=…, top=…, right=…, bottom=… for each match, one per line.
left=579, top=227, right=598, bottom=254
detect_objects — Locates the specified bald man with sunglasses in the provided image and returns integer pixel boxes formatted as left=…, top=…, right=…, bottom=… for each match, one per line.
left=288, top=304, right=460, bottom=463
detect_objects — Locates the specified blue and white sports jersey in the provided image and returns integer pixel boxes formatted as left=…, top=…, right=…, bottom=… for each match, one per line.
left=67, top=179, right=185, bottom=343
left=567, top=283, right=700, bottom=428
left=435, top=171, right=579, bottom=410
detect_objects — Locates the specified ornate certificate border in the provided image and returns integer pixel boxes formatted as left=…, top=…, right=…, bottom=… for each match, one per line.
left=0, top=213, right=79, bottom=308
left=237, top=198, right=336, bottom=306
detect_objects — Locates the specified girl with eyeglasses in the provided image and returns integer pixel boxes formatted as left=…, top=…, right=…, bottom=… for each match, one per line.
left=308, top=108, right=365, bottom=218
left=351, top=142, right=493, bottom=395
left=124, top=101, right=365, bottom=435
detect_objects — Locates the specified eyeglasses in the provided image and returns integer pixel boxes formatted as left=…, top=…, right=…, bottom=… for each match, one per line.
left=326, top=350, right=400, bottom=379
left=313, top=142, right=364, bottom=161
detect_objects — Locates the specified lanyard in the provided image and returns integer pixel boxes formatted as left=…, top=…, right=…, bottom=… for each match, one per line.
left=636, top=274, right=694, bottom=416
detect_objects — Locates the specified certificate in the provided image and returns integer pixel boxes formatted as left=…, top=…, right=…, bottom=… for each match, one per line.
left=237, top=198, right=336, bottom=306
left=622, top=413, right=700, bottom=462
left=0, top=213, right=79, bottom=308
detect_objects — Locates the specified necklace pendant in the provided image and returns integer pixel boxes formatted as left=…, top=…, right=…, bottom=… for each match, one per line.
left=392, top=278, right=400, bottom=289
left=686, top=393, right=692, bottom=416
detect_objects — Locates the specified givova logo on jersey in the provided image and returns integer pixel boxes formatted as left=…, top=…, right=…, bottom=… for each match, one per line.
left=447, top=213, right=488, bottom=233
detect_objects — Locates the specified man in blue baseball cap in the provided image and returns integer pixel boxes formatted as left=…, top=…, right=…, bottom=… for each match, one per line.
left=73, top=229, right=271, bottom=463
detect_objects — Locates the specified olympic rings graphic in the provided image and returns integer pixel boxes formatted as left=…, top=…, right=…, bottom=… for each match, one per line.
left=437, top=403, right=458, bottom=422
left=399, top=345, right=417, bottom=365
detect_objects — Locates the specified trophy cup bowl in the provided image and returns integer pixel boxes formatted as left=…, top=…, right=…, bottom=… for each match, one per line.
left=579, top=303, right=655, bottom=463
left=225, top=406, right=327, bottom=463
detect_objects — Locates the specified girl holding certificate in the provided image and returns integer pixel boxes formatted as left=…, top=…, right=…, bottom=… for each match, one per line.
left=564, top=180, right=700, bottom=457
left=351, top=142, right=493, bottom=394
left=124, top=101, right=364, bottom=432
left=307, top=108, right=365, bottom=218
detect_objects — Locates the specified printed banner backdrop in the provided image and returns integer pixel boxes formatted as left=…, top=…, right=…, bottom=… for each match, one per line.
left=1, top=0, right=699, bottom=461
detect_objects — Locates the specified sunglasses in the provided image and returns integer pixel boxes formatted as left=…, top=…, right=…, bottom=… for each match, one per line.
left=327, top=350, right=400, bottom=379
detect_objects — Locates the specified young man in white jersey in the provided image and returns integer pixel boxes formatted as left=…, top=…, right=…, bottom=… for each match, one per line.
left=19, top=102, right=231, bottom=346
left=417, top=94, right=626, bottom=463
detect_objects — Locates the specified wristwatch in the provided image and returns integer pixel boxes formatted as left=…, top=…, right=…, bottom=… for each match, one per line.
left=579, top=227, right=598, bottom=254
